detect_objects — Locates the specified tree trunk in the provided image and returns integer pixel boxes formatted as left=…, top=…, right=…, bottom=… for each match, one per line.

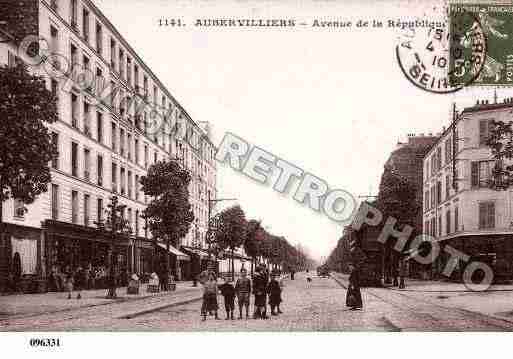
left=250, top=257, right=254, bottom=276
left=107, top=246, right=117, bottom=298
left=165, top=240, right=170, bottom=291
left=231, top=247, right=235, bottom=281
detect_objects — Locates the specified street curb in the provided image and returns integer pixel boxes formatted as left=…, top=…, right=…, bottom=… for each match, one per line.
left=117, top=296, right=203, bottom=319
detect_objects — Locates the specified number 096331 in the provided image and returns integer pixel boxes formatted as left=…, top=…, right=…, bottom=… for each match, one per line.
left=29, top=338, right=61, bottom=347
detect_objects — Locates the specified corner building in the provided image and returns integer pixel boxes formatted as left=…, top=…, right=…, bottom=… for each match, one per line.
left=423, top=99, right=513, bottom=281
left=0, top=0, right=217, bottom=292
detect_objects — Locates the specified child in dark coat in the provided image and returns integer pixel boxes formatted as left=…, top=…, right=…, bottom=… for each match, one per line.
left=267, top=274, right=282, bottom=315
left=219, top=277, right=236, bottom=320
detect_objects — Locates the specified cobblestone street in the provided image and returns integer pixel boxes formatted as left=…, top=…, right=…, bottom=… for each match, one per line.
left=3, top=273, right=513, bottom=331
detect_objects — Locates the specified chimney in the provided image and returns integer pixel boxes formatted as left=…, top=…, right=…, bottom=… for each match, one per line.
left=442, top=126, right=446, bottom=132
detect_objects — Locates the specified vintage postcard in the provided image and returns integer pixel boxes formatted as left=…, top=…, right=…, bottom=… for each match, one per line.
left=2, top=0, right=513, bottom=355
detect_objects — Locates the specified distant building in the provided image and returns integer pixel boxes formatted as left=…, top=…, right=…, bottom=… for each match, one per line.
left=379, top=134, right=438, bottom=281
left=422, top=99, right=513, bottom=280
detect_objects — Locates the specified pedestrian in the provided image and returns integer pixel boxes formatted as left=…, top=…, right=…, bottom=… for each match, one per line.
left=346, top=264, right=363, bottom=310
left=74, top=266, right=86, bottom=299
left=267, top=274, right=282, bottom=315
left=12, top=252, right=22, bottom=293
left=252, top=266, right=268, bottom=319
left=219, top=276, right=236, bottom=320
left=65, top=266, right=74, bottom=300
left=235, top=268, right=251, bottom=319
left=290, top=269, right=295, bottom=280
left=277, top=275, right=284, bottom=314
left=399, top=257, right=407, bottom=289
left=159, top=264, right=168, bottom=292
left=201, top=272, right=220, bottom=321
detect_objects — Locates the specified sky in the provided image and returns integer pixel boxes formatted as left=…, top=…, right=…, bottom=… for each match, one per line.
left=93, top=0, right=513, bottom=261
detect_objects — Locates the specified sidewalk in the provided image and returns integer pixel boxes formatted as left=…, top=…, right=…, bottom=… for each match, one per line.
left=330, top=271, right=513, bottom=324
left=0, top=281, right=200, bottom=320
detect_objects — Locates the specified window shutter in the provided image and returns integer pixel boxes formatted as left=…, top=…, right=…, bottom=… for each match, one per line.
left=479, top=120, right=489, bottom=146
left=479, top=202, right=486, bottom=229
left=471, top=162, right=479, bottom=187
left=488, top=202, right=495, bottom=229
left=454, top=206, right=459, bottom=231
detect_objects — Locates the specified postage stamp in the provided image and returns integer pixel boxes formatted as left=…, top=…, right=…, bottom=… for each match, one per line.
left=449, top=3, right=513, bottom=86
left=396, top=8, right=486, bottom=93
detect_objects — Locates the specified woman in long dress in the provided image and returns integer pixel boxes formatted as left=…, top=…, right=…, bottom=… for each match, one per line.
left=346, top=264, right=363, bottom=310
left=201, top=272, right=219, bottom=321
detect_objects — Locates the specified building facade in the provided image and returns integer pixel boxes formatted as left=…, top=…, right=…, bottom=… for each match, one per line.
left=423, top=100, right=513, bottom=281
left=0, top=0, right=217, bottom=292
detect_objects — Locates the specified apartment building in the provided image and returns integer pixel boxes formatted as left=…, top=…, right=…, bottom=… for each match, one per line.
left=0, top=0, right=216, bottom=291
left=423, top=99, right=513, bottom=280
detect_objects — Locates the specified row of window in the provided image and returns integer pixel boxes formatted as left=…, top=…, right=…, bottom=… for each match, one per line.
left=425, top=119, right=494, bottom=183
left=424, top=158, right=501, bottom=212
left=50, top=183, right=145, bottom=236
left=425, top=134, right=456, bottom=181
left=425, top=205, right=459, bottom=237
left=425, top=201, right=496, bottom=238
left=66, top=89, right=216, bottom=185
left=51, top=132, right=145, bottom=201
left=424, top=171, right=459, bottom=211
left=48, top=2, right=217, bottom=167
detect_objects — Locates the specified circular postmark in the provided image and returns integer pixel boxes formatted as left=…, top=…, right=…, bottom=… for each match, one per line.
left=396, top=10, right=487, bottom=94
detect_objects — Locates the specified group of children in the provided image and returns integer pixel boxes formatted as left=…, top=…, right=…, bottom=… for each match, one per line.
left=200, top=267, right=283, bottom=321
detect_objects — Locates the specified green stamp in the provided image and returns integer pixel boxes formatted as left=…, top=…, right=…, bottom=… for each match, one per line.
left=449, top=3, right=513, bottom=86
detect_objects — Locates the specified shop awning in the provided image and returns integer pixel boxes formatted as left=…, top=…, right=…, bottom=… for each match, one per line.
left=157, top=243, right=190, bottom=261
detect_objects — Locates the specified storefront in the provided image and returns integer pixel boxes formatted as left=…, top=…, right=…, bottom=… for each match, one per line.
left=412, top=233, right=513, bottom=283
left=134, top=238, right=155, bottom=278
left=0, top=223, right=43, bottom=293
left=43, top=219, right=131, bottom=291
left=156, top=242, right=190, bottom=281
left=181, top=246, right=212, bottom=280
